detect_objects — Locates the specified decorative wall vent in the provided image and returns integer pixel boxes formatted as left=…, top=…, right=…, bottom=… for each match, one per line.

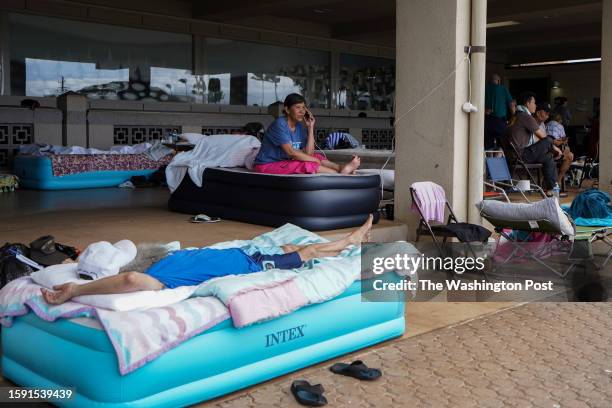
left=113, top=126, right=182, bottom=145
left=201, top=126, right=245, bottom=135
left=361, top=128, right=394, bottom=150
left=0, top=124, right=34, bottom=167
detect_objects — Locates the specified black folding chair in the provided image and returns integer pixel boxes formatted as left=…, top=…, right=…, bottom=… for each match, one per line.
left=410, top=183, right=490, bottom=276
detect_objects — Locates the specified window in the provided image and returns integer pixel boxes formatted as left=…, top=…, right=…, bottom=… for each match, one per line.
left=10, top=13, right=192, bottom=102
left=203, top=38, right=331, bottom=108
left=338, top=54, right=395, bottom=111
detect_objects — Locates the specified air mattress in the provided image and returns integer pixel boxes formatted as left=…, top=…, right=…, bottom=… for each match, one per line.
left=2, top=277, right=405, bottom=407
left=13, top=156, right=159, bottom=190
left=168, top=168, right=382, bottom=230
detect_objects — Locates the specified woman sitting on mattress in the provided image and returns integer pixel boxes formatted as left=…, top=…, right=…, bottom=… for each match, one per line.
left=253, top=93, right=361, bottom=174
left=41, top=215, right=372, bottom=305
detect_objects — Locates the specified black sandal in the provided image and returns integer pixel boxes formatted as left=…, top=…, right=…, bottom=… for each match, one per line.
left=330, top=360, right=382, bottom=381
left=290, top=380, right=327, bottom=406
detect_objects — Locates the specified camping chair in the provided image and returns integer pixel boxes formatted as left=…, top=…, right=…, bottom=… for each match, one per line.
left=498, top=136, right=544, bottom=187
left=480, top=202, right=611, bottom=278
left=410, top=183, right=490, bottom=268
left=484, top=156, right=547, bottom=203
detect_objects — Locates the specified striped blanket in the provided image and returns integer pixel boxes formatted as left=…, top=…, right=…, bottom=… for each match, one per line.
left=0, top=277, right=229, bottom=375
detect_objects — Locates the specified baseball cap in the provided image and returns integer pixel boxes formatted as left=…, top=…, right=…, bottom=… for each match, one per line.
left=29, top=235, right=70, bottom=266
left=77, top=240, right=137, bottom=280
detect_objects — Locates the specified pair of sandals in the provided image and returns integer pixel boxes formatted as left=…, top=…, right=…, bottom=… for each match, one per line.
left=291, top=360, right=381, bottom=406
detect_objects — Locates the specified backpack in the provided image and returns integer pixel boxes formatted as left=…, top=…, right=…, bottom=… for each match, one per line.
left=0, top=243, right=34, bottom=289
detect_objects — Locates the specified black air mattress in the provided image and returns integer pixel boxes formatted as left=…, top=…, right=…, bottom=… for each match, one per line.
left=168, top=168, right=381, bottom=230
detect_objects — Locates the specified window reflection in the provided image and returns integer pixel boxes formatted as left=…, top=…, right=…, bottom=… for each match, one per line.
left=205, top=38, right=330, bottom=108
left=338, top=54, right=395, bottom=111
left=25, top=58, right=128, bottom=98
left=10, top=13, right=192, bottom=101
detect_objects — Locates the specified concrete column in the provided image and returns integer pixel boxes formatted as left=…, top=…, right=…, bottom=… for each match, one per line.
left=57, top=93, right=88, bottom=147
left=0, top=12, right=10, bottom=95
left=395, top=0, right=471, bottom=238
left=467, top=0, right=487, bottom=223
left=600, top=0, right=612, bottom=194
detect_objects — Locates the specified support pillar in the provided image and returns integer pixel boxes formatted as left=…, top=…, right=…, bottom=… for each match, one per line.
left=57, top=92, right=88, bottom=147
left=467, top=0, right=487, bottom=223
left=395, top=0, right=471, bottom=239
left=600, top=0, right=612, bottom=193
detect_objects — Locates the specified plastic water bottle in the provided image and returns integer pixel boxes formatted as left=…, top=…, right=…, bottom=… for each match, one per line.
left=552, top=184, right=560, bottom=199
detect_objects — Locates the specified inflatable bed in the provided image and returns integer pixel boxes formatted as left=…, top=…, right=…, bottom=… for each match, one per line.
left=0, top=225, right=410, bottom=407
left=168, top=168, right=382, bottom=230
left=13, top=154, right=171, bottom=190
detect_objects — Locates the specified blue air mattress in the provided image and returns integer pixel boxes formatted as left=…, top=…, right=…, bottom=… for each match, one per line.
left=13, top=156, right=158, bottom=190
left=2, top=277, right=405, bottom=407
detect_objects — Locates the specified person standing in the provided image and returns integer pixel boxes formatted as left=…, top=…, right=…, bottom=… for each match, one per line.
left=484, top=73, right=513, bottom=149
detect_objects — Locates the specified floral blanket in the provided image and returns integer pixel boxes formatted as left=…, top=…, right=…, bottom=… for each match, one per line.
left=50, top=154, right=172, bottom=177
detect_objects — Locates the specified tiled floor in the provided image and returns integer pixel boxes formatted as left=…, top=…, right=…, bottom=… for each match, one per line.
left=211, top=302, right=612, bottom=408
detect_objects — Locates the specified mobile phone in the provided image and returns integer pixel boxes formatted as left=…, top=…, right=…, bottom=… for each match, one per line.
left=304, top=111, right=311, bottom=120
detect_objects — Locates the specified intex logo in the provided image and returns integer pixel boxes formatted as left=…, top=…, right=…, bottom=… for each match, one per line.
left=265, top=324, right=306, bottom=347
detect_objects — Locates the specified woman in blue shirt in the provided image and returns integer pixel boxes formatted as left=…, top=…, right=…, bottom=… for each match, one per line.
left=253, top=93, right=361, bottom=174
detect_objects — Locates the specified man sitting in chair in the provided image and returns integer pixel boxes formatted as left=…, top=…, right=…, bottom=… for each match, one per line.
left=506, top=91, right=563, bottom=196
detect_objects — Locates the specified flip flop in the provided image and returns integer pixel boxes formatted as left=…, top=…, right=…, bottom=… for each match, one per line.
left=290, top=380, right=327, bottom=406
left=189, top=214, right=221, bottom=223
left=329, top=360, right=382, bottom=381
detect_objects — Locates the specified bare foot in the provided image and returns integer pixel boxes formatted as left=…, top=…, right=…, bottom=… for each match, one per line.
left=347, top=214, right=373, bottom=245
left=340, top=156, right=361, bottom=175
left=41, top=283, right=76, bottom=305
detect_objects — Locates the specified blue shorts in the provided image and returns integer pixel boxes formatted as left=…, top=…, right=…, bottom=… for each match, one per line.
left=250, top=251, right=303, bottom=271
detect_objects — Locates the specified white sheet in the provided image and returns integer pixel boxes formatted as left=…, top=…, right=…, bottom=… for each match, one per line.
left=30, top=263, right=197, bottom=311
left=165, top=134, right=261, bottom=193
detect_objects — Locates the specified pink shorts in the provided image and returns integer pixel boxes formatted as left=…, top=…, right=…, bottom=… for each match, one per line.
left=253, top=153, right=326, bottom=175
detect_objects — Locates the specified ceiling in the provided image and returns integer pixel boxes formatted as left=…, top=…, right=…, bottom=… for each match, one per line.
left=74, top=0, right=604, bottom=64
left=191, top=0, right=603, bottom=64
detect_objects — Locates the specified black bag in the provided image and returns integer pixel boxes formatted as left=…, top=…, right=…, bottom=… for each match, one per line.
left=0, top=243, right=34, bottom=289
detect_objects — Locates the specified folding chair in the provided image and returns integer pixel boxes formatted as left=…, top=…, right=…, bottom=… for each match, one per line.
left=497, top=136, right=544, bottom=187
left=484, top=156, right=546, bottom=203
left=410, top=182, right=490, bottom=264
left=480, top=203, right=611, bottom=278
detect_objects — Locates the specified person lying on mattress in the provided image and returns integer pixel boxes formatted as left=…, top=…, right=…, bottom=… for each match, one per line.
left=253, top=93, right=362, bottom=175
left=41, top=215, right=373, bottom=305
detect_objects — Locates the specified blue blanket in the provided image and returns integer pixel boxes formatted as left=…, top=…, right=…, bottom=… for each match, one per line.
left=562, top=193, right=612, bottom=227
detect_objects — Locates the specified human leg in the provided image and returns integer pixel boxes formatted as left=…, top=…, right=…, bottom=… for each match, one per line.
left=557, top=147, right=574, bottom=185
left=41, top=272, right=164, bottom=305
left=522, top=138, right=557, bottom=189
left=295, top=215, right=373, bottom=261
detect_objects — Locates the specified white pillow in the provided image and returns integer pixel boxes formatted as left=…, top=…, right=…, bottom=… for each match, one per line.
left=179, top=133, right=206, bottom=144
left=477, top=198, right=574, bottom=236
left=31, top=263, right=89, bottom=288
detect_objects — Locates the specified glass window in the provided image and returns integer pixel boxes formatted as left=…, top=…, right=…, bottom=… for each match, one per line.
left=204, top=38, right=331, bottom=108
left=9, top=13, right=193, bottom=102
left=338, top=54, right=395, bottom=111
